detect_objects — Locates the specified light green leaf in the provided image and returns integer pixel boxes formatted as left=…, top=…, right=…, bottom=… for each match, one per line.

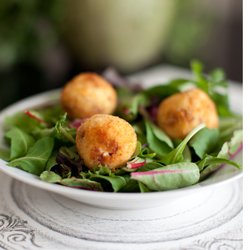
left=45, top=150, right=58, bottom=171
left=130, top=141, right=142, bottom=159
left=0, top=148, right=10, bottom=161
left=61, top=178, right=103, bottom=191
left=189, top=128, right=219, bottom=159
left=59, top=145, right=79, bottom=160
left=200, top=129, right=242, bottom=180
left=145, top=120, right=172, bottom=157
left=131, top=162, right=200, bottom=191
left=138, top=182, right=152, bottom=192
left=150, top=122, right=174, bottom=148
left=197, top=154, right=242, bottom=172
left=40, top=170, right=62, bottom=183
left=89, top=175, right=127, bottom=192
left=160, top=123, right=206, bottom=165
left=7, top=137, right=55, bottom=175
left=5, top=127, right=35, bottom=160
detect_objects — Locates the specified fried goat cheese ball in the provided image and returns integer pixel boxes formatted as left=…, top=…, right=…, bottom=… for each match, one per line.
left=61, top=73, right=117, bottom=120
left=157, top=88, right=219, bottom=140
left=76, top=114, right=137, bottom=171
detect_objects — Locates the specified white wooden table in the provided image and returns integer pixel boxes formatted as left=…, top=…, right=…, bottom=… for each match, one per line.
left=0, top=172, right=243, bottom=250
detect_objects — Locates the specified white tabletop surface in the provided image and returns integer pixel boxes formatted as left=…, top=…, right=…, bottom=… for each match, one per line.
left=0, top=65, right=243, bottom=250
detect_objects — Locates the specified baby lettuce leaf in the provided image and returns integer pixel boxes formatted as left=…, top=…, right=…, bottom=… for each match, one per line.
left=7, top=137, right=54, bottom=175
left=89, top=175, right=127, bottom=192
left=143, top=84, right=180, bottom=101
left=59, top=145, right=79, bottom=160
left=45, top=150, right=58, bottom=171
left=159, top=123, right=206, bottom=165
left=138, top=182, right=152, bottom=192
left=209, top=68, right=226, bottom=83
left=119, top=178, right=141, bottom=192
left=82, top=165, right=127, bottom=192
left=24, top=110, right=52, bottom=127
left=61, top=178, right=103, bottom=191
left=33, top=113, right=76, bottom=145
left=52, top=152, right=85, bottom=178
left=127, top=92, right=149, bottom=120
left=190, top=60, right=231, bottom=116
left=5, top=127, right=35, bottom=161
left=200, top=129, right=242, bottom=180
left=189, top=128, right=219, bottom=159
left=167, top=79, right=193, bottom=91
left=150, top=122, right=174, bottom=148
left=115, top=87, right=136, bottom=121
left=22, top=105, right=64, bottom=127
left=173, top=139, right=192, bottom=162
left=91, top=165, right=114, bottom=176
left=0, top=148, right=10, bottom=161
left=115, top=88, right=149, bottom=121
left=190, top=60, right=209, bottom=92
left=217, top=116, right=243, bottom=151
left=132, top=123, right=148, bottom=145
left=131, top=162, right=200, bottom=191
left=183, top=145, right=192, bottom=162
left=32, top=113, right=75, bottom=142
left=145, top=120, right=172, bottom=157
left=52, top=113, right=76, bottom=143
left=196, top=154, right=242, bottom=172
left=40, top=170, right=62, bottom=183
left=219, top=116, right=243, bottom=134
left=32, top=127, right=54, bottom=140
left=40, top=171, right=103, bottom=191
left=120, top=180, right=141, bottom=192
left=138, top=147, right=156, bottom=158
left=130, top=141, right=142, bottom=159
left=40, top=104, right=64, bottom=125
left=4, top=111, right=43, bottom=133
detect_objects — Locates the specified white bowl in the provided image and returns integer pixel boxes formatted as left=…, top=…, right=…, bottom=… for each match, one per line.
left=0, top=71, right=243, bottom=210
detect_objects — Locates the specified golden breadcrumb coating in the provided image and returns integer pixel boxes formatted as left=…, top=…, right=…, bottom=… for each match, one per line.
left=76, top=114, right=137, bottom=171
left=157, top=88, right=219, bottom=140
left=61, top=73, right=117, bottom=119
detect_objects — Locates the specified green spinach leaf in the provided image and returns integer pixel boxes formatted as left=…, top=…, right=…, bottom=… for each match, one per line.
left=159, top=123, right=206, bottom=165
left=189, top=128, right=219, bottom=159
left=145, top=120, right=172, bottom=157
left=197, top=154, right=242, bottom=172
left=5, top=127, right=35, bottom=160
left=7, top=137, right=54, bottom=175
left=89, top=175, right=127, bottom=192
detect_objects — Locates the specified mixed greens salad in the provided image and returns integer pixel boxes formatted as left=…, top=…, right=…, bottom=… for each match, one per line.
left=0, top=60, right=242, bottom=193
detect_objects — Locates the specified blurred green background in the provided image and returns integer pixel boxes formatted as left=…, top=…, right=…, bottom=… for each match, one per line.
left=0, top=0, right=242, bottom=110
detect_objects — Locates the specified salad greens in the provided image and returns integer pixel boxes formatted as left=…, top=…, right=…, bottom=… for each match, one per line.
left=0, top=60, right=242, bottom=193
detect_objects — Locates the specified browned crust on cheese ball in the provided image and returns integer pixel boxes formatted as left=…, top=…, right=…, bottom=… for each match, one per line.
left=76, top=114, right=137, bottom=171
left=157, top=88, right=219, bottom=140
left=61, top=73, right=117, bottom=120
